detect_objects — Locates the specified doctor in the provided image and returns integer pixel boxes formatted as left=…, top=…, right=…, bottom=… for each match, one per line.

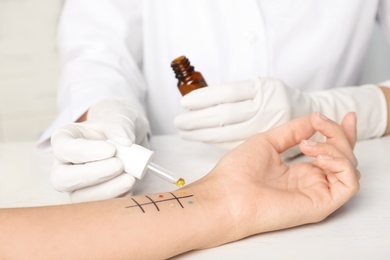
left=38, top=1, right=390, bottom=202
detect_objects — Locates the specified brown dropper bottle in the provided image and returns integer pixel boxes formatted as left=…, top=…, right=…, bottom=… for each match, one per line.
left=171, top=56, right=208, bottom=96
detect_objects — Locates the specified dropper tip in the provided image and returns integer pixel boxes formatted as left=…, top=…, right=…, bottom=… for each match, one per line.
left=175, top=178, right=185, bottom=187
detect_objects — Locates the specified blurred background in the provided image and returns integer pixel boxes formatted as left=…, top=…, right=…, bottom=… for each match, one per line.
left=0, top=0, right=62, bottom=143
left=0, top=0, right=390, bottom=143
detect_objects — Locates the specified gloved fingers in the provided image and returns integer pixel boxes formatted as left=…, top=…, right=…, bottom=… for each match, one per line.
left=175, top=100, right=258, bottom=130
left=101, top=115, right=136, bottom=146
left=178, top=109, right=290, bottom=143
left=51, top=157, right=124, bottom=192
left=178, top=122, right=254, bottom=143
left=87, top=98, right=149, bottom=146
left=51, top=125, right=116, bottom=164
left=134, top=116, right=151, bottom=147
left=69, top=173, right=137, bottom=203
left=180, top=79, right=257, bottom=110
left=57, top=122, right=107, bottom=139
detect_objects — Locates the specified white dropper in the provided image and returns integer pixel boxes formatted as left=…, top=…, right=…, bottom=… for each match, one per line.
left=112, top=143, right=185, bottom=187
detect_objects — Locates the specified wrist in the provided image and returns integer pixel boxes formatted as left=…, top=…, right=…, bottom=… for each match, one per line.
left=181, top=179, right=239, bottom=249
left=76, top=111, right=88, bottom=122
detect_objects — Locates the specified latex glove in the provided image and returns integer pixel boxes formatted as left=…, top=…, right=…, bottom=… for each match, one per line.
left=51, top=98, right=150, bottom=203
left=175, top=77, right=387, bottom=157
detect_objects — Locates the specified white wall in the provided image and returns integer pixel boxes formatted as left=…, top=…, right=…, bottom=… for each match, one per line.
left=0, top=1, right=389, bottom=142
left=0, top=0, right=62, bottom=142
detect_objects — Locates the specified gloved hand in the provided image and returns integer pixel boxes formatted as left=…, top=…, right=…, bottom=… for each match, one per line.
left=174, top=77, right=387, bottom=157
left=51, top=98, right=150, bottom=203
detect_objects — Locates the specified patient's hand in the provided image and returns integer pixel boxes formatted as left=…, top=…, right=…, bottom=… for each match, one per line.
left=194, top=112, right=359, bottom=244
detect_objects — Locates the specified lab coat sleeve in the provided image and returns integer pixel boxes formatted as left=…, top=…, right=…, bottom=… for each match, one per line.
left=377, top=0, right=390, bottom=87
left=36, top=0, right=147, bottom=151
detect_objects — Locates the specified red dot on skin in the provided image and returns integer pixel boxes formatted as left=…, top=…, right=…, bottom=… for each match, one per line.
left=159, top=195, right=164, bottom=198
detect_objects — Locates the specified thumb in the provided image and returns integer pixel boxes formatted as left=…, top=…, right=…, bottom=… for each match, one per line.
left=101, top=117, right=136, bottom=146
left=181, top=79, right=257, bottom=110
left=262, top=113, right=316, bottom=154
left=87, top=98, right=138, bottom=146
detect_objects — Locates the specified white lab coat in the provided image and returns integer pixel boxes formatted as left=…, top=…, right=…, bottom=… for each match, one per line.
left=37, top=0, right=390, bottom=150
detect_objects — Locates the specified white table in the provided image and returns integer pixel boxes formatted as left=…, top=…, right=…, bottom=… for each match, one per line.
left=1, top=135, right=389, bottom=259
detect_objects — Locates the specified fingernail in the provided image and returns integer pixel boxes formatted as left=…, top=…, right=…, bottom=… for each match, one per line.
left=318, top=154, right=334, bottom=160
left=302, top=140, right=317, bottom=146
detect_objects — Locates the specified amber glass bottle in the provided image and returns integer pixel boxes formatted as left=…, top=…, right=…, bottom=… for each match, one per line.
left=171, top=56, right=208, bottom=96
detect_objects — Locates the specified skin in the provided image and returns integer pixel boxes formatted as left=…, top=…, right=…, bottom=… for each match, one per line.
left=0, top=113, right=359, bottom=259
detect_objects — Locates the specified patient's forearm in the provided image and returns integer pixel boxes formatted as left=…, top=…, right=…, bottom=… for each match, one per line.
left=0, top=187, right=229, bottom=260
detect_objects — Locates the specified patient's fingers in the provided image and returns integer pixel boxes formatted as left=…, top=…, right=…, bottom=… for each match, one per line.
left=310, top=112, right=357, bottom=165
left=316, top=155, right=360, bottom=199
left=300, top=139, right=358, bottom=168
left=260, top=112, right=356, bottom=160
left=340, top=112, right=357, bottom=149
left=261, top=114, right=316, bottom=154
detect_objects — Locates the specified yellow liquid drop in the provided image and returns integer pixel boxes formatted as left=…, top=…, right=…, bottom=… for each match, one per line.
left=175, top=178, right=185, bottom=187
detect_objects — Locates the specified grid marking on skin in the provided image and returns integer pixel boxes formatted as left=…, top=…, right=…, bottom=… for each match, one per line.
left=130, top=197, right=145, bottom=213
left=146, top=195, right=160, bottom=211
left=125, top=195, right=194, bottom=212
left=169, top=192, right=184, bottom=208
